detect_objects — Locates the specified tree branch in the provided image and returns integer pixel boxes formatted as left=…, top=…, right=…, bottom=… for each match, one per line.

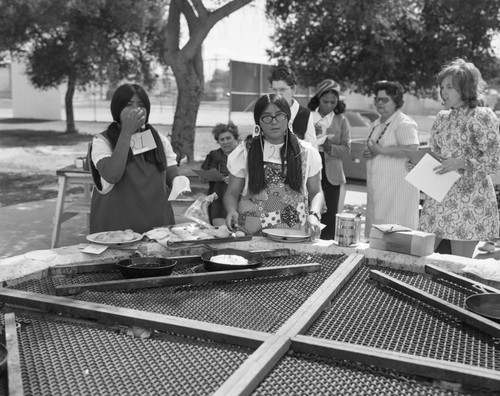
left=181, top=0, right=254, bottom=60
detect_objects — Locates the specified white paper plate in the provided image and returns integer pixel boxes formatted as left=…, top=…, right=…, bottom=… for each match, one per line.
left=86, top=231, right=143, bottom=246
left=262, top=228, right=310, bottom=243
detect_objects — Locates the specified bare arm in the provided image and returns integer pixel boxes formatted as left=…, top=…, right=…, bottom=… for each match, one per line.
left=305, top=172, right=325, bottom=238
left=224, top=174, right=245, bottom=232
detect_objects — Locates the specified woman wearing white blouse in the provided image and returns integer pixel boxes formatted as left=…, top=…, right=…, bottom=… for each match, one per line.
left=224, top=94, right=324, bottom=238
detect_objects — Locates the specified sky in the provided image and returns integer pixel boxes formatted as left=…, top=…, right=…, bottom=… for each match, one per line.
left=203, top=0, right=274, bottom=77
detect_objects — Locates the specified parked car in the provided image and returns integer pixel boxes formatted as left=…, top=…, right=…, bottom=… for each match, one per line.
left=344, top=110, right=373, bottom=140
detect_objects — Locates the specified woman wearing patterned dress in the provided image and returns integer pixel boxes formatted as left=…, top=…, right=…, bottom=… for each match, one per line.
left=419, top=58, right=500, bottom=257
left=363, top=81, right=420, bottom=239
left=224, top=94, right=324, bottom=238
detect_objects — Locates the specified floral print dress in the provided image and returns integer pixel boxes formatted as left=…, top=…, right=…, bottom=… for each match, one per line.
left=419, top=106, right=500, bottom=240
left=227, top=140, right=322, bottom=236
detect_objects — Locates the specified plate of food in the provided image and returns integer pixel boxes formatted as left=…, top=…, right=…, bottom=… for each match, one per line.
left=262, top=228, right=310, bottom=243
left=201, top=248, right=263, bottom=271
left=86, top=229, right=143, bottom=245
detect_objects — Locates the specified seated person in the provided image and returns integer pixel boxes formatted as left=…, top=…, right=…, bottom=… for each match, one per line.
left=89, top=83, right=189, bottom=233
left=201, top=122, right=240, bottom=226
left=224, top=94, right=324, bottom=238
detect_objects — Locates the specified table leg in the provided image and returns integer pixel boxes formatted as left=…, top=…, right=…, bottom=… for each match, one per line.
left=51, top=175, right=68, bottom=248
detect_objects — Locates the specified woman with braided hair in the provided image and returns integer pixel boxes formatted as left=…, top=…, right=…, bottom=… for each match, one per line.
left=224, top=94, right=324, bottom=237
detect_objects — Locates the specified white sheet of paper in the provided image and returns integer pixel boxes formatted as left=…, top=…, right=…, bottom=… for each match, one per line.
left=81, top=243, right=109, bottom=254
left=130, top=129, right=157, bottom=155
left=405, top=154, right=461, bottom=203
left=168, top=175, right=191, bottom=200
left=316, top=134, right=329, bottom=145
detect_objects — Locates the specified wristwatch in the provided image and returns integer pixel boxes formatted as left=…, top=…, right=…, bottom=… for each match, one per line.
left=309, top=212, right=321, bottom=221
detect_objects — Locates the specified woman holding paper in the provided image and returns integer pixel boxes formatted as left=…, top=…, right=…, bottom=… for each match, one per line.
left=200, top=122, right=240, bottom=226
left=224, top=94, right=324, bottom=238
left=363, top=80, right=420, bottom=239
left=418, top=59, right=500, bottom=257
left=307, top=79, right=351, bottom=240
left=89, top=83, right=190, bottom=233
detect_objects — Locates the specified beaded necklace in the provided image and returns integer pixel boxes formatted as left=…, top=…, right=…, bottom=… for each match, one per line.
left=367, top=122, right=391, bottom=144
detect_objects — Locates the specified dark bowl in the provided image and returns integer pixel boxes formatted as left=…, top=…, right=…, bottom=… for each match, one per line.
left=201, top=248, right=263, bottom=272
left=116, top=257, right=177, bottom=279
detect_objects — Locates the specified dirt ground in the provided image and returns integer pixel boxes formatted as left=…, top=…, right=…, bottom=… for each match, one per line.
left=0, top=124, right=224, bottom=207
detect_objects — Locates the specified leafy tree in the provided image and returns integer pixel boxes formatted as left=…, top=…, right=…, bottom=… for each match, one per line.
left=0, top=0, right=164, bottom=134
left=158, top=0, right=253, bottom=162
left=0, top=0, right=255, bottom=161
left=266, top=0, right=500, bottom=96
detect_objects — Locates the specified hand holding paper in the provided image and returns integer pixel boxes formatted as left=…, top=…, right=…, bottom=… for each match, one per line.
left=405, top=153, right=461, bottom=202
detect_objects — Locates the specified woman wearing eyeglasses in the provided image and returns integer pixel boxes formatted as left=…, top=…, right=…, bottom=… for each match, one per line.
left=224, top=94, right=324, bottom=237
left=363, top=80, right=420, bottom=239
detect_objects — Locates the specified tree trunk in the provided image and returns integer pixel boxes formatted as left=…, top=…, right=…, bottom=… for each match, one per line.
left=169, top=51, right=204, bottom=163
left=65, top=73, right=77, bottom=134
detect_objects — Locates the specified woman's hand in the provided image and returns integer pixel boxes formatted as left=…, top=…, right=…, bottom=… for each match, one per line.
left=305, top=213, right=321, bottom=240
left=225, top=209, right=239, bottom=232
left=433, top=157, right=465, bottom=174
left=122, top=108, right=146, bottom=136
left=223, top=176, right=229, bottom=184
left=321, top=135, right=333, bottom=152
left=404, top=157, right=415, bottom=172
left=363, top=146, right=373, bottom=160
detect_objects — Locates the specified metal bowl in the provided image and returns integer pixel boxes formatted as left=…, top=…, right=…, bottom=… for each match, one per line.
left=201, top=248, right=263, bottom=272
left=116, top=257, right=177, bottom=279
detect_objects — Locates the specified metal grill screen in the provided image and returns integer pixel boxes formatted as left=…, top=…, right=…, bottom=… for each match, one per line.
left=307, top=265, right=500, bottom=370
left=252, top=351, right=474, bottom=396
left=10, top=313, right=251, bottom=396
left=11, top=254, right=345, bottom=333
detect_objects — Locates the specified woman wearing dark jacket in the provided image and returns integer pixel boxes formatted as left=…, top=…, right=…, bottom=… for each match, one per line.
left=201, top=121, right=240, bottom=226
left=308, top=79, right=351, bottom=240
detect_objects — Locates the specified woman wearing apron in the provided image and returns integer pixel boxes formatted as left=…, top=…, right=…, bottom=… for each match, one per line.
left=224, top=94, right=324, bottom=238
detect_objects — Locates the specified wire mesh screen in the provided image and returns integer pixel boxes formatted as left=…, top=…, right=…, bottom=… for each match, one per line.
left=252, top=350, right=479, bottom=396
left=7, top=312, right=251, bottom=396
left=9, top=254, right=346, bottom=333
left=307, top=265, right=500, bottom=371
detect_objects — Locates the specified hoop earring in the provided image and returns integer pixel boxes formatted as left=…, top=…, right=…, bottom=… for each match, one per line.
left=254, top=125, right=261, bottom=136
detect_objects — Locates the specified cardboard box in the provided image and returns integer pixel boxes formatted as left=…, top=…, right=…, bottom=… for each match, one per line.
left=369, top=227, right=435, bottom=256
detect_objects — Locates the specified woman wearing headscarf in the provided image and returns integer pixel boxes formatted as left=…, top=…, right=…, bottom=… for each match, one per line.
left=89, top=83, right=190, bottom=233
left=224, top=94, right=324, bottom=238
left=307, top=79, right=351, bottom=240
left=363, top=80, right=420, bottom=239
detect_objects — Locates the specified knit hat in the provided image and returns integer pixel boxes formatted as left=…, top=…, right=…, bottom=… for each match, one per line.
left=315, top=79, right=341, bottom=98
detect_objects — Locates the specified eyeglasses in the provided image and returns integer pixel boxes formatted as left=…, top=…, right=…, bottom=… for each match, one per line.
left=374, top=97, right=390, bottom=104
left=260, top=113, right=287, bottom=124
